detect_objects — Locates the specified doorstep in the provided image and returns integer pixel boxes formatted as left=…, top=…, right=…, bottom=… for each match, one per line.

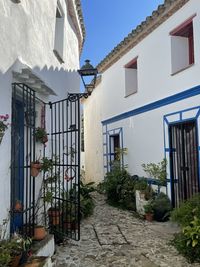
left=23, top=234, right=57, bottom=266
left=32, top=234, right=55, bottom=257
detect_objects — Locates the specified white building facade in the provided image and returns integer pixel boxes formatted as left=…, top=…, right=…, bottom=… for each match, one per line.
left=0, top=0, right=85, bottom=238
left=83, top=0, right=200, bottom=207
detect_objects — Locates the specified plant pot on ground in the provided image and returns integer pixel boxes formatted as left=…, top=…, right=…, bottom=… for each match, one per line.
left=144, top=202, right=154, bottom=222
left=34, top=225, right=47, bottom=241
left=48, top=208, right=61, bottom=225
left=10, top=253, right=22, bottom=267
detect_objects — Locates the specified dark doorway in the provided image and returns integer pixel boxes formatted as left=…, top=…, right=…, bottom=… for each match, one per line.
left=110, top=134, right=120, bottom=162
left=169, top=120, right=199, bottom=207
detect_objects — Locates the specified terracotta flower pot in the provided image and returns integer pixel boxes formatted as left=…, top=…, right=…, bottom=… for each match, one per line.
left=42, top=135, right=48, bottom=144
left=30, top=162, right=42, bottom=177
left=14, top=201, right=22, bottom=212
left=145, top=213, right=153, bottom=222
left=10, top=253, right=22, bottom=267
left=34, top=226, right=47, bottom=241
left=48, top=209, right=61, bottom=225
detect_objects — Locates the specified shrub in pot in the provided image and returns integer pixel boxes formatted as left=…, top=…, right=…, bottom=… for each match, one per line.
left=152, top=192, right=172, bottom=222
left=144, top=202, right=154, bottom=222
left=35, top=127, right=48, bottom=144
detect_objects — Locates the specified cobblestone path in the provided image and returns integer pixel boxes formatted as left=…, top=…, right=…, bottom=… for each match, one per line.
left=55, top=193, right=200, bottom=267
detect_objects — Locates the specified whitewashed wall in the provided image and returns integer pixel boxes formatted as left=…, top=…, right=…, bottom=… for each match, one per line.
left=0, top=0, right=83, bottom=232
left=84, top=0, right=200, bottom=183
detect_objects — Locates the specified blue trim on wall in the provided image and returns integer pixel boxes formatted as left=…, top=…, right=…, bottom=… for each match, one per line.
left=102, top=85, right=200, bottom=125
left=164, top=105, right=200, bottom=118
left=103, top=127, right=124, bottom=173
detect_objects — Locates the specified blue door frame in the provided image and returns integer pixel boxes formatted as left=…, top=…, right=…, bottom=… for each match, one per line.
left=11, top=100, right=24, bottom=233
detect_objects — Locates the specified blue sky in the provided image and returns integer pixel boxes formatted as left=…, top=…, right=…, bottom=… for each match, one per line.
left=80, top=1, right=164, bottom=67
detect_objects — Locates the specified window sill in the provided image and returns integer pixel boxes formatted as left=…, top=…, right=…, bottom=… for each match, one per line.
left=53, top=50, right=64, bottom=64
left=124, top=90, right=138, bottom=98
left=171, top=63, right=194, bottom=76
left=11, top=0, right=21, bottom=3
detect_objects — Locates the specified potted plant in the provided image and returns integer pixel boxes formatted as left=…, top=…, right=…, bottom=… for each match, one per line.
left=30, top=159, right=42, bottom=177
left=144, top=202, right=154, bottom=222
left=48, top=207, right=62, bottom=226
left=8, top=239, right=23, bottom=267
left=0, top=241, right=11, bottom=266
left=35, top=127, right=48, bottom=144
left=34, top=225, right=47, bottom=241
left=40, top=157, right=54, bottom=173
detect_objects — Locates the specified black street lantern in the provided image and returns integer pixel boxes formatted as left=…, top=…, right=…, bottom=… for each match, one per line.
left=78, top=60, right=98, bottom=96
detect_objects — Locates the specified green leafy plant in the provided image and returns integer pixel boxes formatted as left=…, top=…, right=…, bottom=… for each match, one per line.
left=172, top=231, right=200, bottom=263
left=171, top=194, right=200, bottom=227
left=151, top=192, right=171, bottom=222
left=63, top=181, right=96, bottom=220
left=114, top=147, right=128, bottom=162
left=134, top=178, right=148, bottom=191
left=35, top=127, right=48, bottom=144
left=101, top=164, right=136, bottom=210
left=0, top=247, right=11, bottom=267
left=40, top=157, right=54, bottom=172
left=80, top=181, right=95, bottom=218
left=171, top=216, right=200, bottom=263
left=0, top=236, right=32, bottom=267
left=142, top=159, right=167, bottom=185
left=144, top=201, right=154, bottom=214
left=183, top=216, right=200, bottom=248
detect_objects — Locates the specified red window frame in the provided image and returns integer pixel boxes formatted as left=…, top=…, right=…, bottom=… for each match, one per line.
left=170, top=14, right=196, bottom=65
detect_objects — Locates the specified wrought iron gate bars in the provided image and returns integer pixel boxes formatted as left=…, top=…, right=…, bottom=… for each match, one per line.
left=48, top=93, right=81, bottom=241
left=11, top=83, right=82, bottom=241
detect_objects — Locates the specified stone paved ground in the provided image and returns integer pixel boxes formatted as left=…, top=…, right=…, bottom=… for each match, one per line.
left=55, top=193, right=200, bottom=267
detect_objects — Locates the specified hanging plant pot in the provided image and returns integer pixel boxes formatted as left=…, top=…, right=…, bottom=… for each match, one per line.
left=14, top=200, right=22, bottom=212
left=35, top=127, right=48, bottom=144
left=42, top=135, right=48, bottom=144
left=30, top=162, right=42, bottom=177
left=34, top=225, right=47, bottom=241
left=0, top=131, right=4, bottom=144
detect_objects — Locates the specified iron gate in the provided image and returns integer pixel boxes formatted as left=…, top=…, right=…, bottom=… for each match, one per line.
left=46, top=94, right=81, bottom=241
left=11, top=83, right=81, bottom=241
left=169, top=120, right=200, bottom=207
left=11, top=83, right=37, bottom=236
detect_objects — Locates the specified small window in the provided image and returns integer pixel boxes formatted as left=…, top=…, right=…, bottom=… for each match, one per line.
left=124, top=58, right=138, bottom=97
left=53, top=1, right=65, bottom=63
left=170, top=15, right=195, bottom=74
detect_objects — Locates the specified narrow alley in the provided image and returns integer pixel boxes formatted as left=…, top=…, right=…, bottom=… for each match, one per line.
left=55, top=193, right=200, bottom=267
